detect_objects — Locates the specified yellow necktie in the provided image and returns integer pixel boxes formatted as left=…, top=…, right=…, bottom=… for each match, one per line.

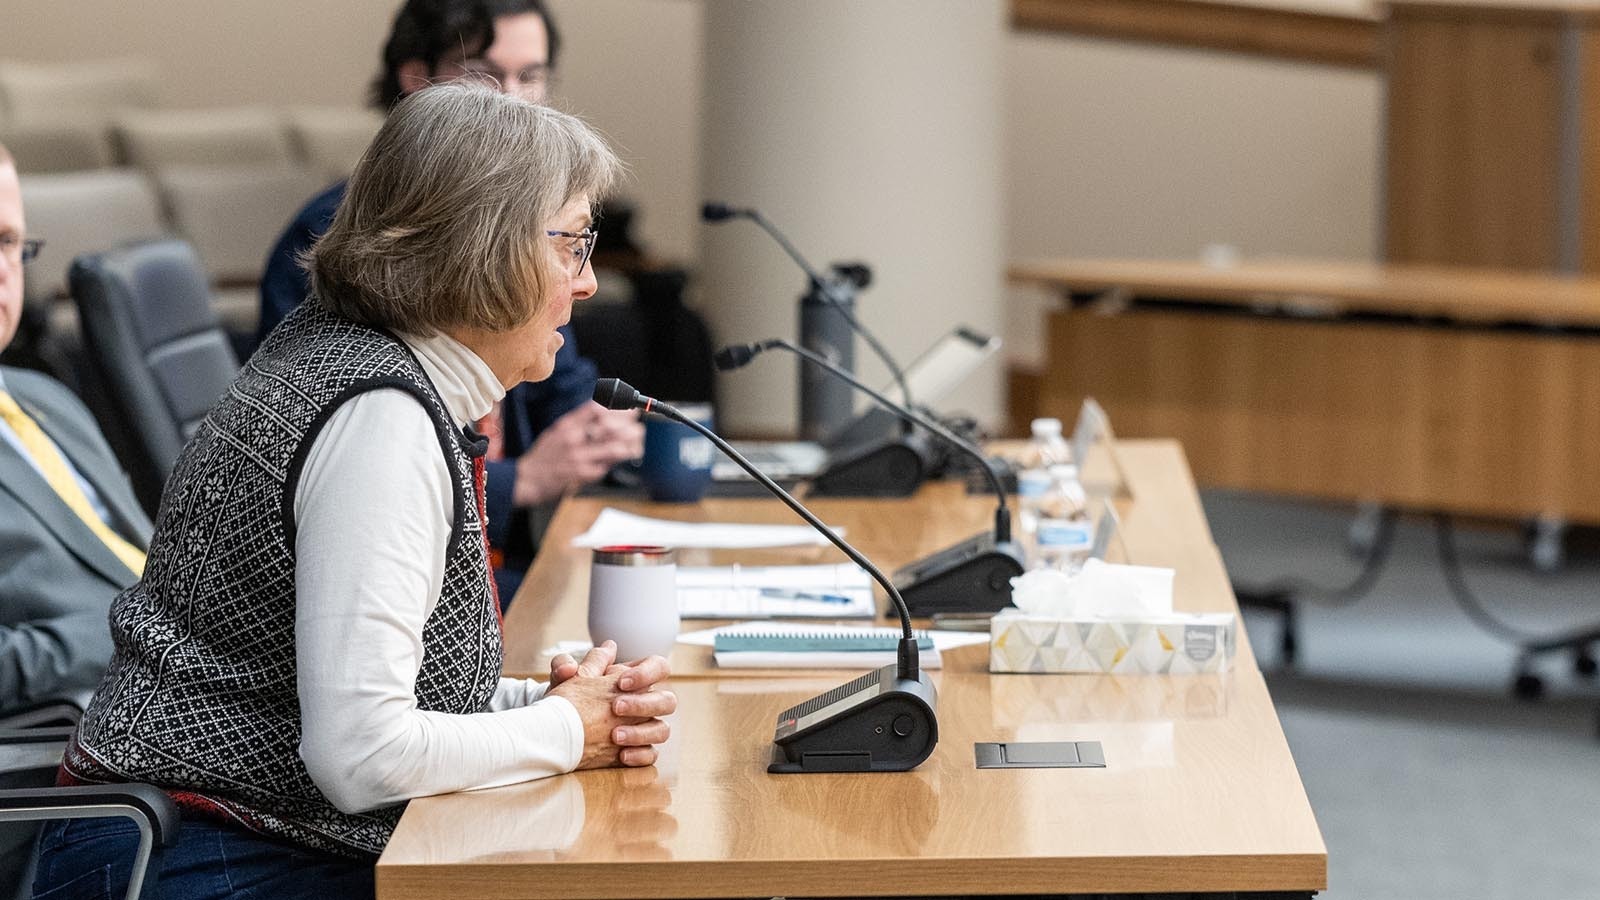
left=0, top=389, right=146, bottom=577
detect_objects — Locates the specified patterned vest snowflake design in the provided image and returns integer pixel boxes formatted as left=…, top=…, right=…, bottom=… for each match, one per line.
left=67, top=303, right=503, bottom=858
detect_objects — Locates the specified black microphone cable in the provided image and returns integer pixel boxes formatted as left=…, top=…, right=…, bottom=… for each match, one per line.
left=717, top=339, right=1013, bottom=544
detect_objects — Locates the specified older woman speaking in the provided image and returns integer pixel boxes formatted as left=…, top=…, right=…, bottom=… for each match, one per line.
left=36, top=83, right=673, bottom=899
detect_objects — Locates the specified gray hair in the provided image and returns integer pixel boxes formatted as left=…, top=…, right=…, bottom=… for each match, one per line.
left=310, top=81, right=621, bottom=334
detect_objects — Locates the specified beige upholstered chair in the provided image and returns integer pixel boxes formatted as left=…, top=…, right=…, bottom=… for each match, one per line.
left=0, top=59, right=157, bottom=126
left=286, top=106, right=384, bottom=182
left=151, top=164, right=323, bottom=336
left=0, top=59, right=155, bottom=175
left=113, top=107, right=296, bottom=169
left=17, top=169, right=166, bottom=302
left=0, top=121, right=116, bottom=173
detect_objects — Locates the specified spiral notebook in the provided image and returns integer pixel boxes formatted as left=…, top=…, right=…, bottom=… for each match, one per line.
left=710, top=625, right=941, bottom=670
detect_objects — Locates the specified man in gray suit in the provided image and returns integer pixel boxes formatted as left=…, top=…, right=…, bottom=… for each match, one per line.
left=0, top=141, right=150, bottom=716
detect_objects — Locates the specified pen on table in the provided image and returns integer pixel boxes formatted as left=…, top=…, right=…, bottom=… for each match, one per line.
left=759, top=587, right=854, bottom=604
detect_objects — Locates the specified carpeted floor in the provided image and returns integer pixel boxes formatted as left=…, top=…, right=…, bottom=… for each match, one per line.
left=1205, top=490, right=1600, bottom=900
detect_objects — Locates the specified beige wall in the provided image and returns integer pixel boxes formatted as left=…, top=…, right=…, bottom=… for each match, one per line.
left=697, top=0, right=1006, bottom=436
left=4, top=1, right=1384, bottom=411
left=544, top=0, right=703, bottom=264
left=1004, top=32, right=1382, bottom=365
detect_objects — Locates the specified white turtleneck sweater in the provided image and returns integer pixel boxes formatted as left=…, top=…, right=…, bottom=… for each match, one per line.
left=292, top=330, right=582, bottom=815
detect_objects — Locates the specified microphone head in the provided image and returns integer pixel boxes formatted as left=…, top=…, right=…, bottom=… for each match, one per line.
left=593, top=377, right=643, bottom=410
left=713, top=344, right=760, bottom=371
left=701, top=202, right=745, bottom=223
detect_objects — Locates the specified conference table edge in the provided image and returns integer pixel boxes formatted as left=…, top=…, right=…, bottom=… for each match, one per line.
left=377, top=850, right=1328, bottom=899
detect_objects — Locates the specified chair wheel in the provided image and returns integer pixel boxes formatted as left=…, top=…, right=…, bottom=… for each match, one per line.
left=1575, top=651, right=1598, bottom=679
left=1513, top=672, right=1545, bottom=700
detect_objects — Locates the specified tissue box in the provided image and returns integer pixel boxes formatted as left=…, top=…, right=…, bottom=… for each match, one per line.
left=989, top=609, right=1237, bottom=674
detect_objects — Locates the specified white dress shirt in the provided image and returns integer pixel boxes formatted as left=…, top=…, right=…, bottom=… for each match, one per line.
left=292, top=331, right=583, bottom=815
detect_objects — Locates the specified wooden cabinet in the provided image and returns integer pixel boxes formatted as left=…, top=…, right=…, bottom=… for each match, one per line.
left=1384, top=1, right=1600, bottom=271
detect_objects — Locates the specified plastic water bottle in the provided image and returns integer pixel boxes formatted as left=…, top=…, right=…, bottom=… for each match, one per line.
left=1029, top=417, right=1071, bottom=469
left=1016, top=467, right=1052, bottom=566
left=1034, top=464, right=1091, bottom=573
left=1017, top=418, right=1074, bottom=566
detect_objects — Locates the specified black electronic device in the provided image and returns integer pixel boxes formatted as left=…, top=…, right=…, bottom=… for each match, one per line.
left=712, top=342, right=927, bottom=498
left=807, top=428, right=932, bottom=497
left=890, top=531, right=1021, bottom=617
left=769, top=664, right=937, bottom=773
left=593, top=378, right=939, bottom=774
left=715, top=341, right=1024, bottom=617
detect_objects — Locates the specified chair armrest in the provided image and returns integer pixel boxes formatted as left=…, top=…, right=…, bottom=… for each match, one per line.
left=0, top=698, right=84, bottom=729
left=0, top=784, right=178, bottom=846
left=0, top=784, right=179, bottom=900
left=0, top=725, right=77, bottom=745
left=0, top=727, right=72, bottom=777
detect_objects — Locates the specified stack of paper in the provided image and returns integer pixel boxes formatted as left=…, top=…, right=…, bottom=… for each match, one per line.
left=573, top=508, right=839, bottom=549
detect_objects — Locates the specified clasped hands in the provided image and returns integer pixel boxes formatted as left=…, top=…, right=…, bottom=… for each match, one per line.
left=546, top=641, right=675, bottom=769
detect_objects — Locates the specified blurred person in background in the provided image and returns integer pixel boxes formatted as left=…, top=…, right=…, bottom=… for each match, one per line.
left=259, top=0, right=642, bottom=607
left=0, top=142, right=149, bottom=718
left=43, top=84, right=674, bottom=898
left=0, top=140, right=152, bottom=890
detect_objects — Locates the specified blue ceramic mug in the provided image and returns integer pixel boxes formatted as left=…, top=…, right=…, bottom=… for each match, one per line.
left=640, top=402, right=715, bottom=502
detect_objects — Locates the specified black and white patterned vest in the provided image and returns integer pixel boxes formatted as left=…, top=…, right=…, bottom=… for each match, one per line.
left=66, top=303, right=503, bottom=858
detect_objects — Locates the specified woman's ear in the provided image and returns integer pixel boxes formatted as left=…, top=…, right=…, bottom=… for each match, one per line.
left=397, top=59, right=433, bottom=96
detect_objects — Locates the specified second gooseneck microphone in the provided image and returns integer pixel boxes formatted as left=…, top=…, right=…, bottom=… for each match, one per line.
left=716, top=341, right=1025, bottom=618
left=594, top=378, right=938, bottom=774
left=716, top=340, right=1011, bottom=541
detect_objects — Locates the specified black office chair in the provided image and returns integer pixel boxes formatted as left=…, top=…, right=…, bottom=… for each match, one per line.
left=69, top=239, right=241, bottom=514
left=0, top=723, right=178, bottom=900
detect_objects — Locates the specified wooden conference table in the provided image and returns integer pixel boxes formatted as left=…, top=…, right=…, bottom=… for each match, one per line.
left=377, top=440, right=1326, bottom=898
left=1010, top=257, right=1600, bottom=525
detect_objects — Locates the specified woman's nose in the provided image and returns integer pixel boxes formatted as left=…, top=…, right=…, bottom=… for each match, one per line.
left=570, top=262, right=598, bottom=301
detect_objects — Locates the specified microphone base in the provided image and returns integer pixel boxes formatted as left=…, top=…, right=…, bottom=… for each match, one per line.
left=892, top=531, right=1025, bottom=618
left=808, top=432, right=933, bottom=498
left=768, top=664, right=939, bottom=774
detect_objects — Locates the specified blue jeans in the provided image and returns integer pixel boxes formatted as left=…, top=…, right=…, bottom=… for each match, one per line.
left=32, top=816, right=373, bottom=900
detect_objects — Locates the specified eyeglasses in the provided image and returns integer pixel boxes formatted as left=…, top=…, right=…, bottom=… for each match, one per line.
left=546, top=228, right=598, bottom=276
left=447, top=60, right=552, bottom=100
left=0, top=236, right=43, bottom=265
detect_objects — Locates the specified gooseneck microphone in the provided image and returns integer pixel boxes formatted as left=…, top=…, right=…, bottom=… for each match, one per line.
left=593, top=378, right=938, bottom=773
left=717, top=340, right=1011, bottom=541
left=717, top=341, right=1025, bottom=618
left=700, top=202, right=914, bottom=414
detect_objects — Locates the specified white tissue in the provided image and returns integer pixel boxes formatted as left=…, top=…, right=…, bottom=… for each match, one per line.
left=1009, top=559, right=1174, bottom=618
